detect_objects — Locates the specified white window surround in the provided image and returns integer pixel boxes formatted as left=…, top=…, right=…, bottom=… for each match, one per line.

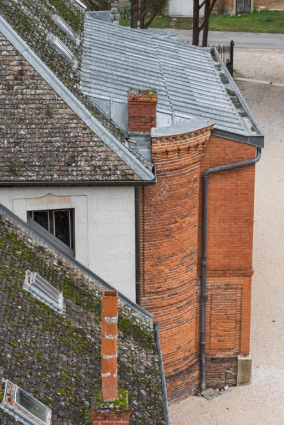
left=52, top=15, right=80, bottom=45
left=0, top=380, right=52, bottom=425
left=46, top=33, right=78, bottom=68
left=23, top=271, right=64, bottom=314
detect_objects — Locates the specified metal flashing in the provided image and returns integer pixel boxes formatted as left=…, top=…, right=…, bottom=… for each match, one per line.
left=151, top=119, right=214, bottom=138
left=0, top=380, right=52, bottom=425
left=212, top=47, right=264, bottom=139
left=0, top=16, right=154, bottom=182
left=211, top=127, right=264, bottom=148
left=52, top=14, right=80, bottom=45
left=47, top=33, right=78, bottom=67
left=75, top=0, right=87, bottom=9
left=23, top=270, right=64, bottom=314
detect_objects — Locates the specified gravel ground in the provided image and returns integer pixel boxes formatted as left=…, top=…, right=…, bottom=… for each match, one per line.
left=170, top=51, right=284, bottom=424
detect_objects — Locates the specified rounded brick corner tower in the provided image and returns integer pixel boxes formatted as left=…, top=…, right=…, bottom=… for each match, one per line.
left=139, top=122, right=212, bottom=401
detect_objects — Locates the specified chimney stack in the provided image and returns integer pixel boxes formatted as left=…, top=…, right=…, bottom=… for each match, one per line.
left=101, top=290, right=118, bottom=401
left=91, top=290, right=131, bottom=425
left=128, top=89, right=157, bottom=133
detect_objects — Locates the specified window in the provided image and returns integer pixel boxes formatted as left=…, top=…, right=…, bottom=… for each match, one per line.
left=52, top=15, right=80, bottom=45
left=23, top=271, right=64, bottom=314
left=0, top=380, right=52, bottom=425
left=27, top=209, right=74, bottom=249
left=75, top=0, right=87, bottom=9
left=46, top=34, right=78, bottom=67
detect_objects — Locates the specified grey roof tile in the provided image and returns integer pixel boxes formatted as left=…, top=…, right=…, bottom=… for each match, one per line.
left=81, top=17, right=263, bottom=141
left=0, top=0, right=154, bottom=182
left=0, top=204, right=166, bottom=424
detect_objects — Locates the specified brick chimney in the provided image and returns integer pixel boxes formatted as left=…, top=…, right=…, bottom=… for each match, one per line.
left=128, top=89, right=157, bottom=133
left=91, top=290, right=131, bottom=425
left=101, top=290, right=118, bottom=401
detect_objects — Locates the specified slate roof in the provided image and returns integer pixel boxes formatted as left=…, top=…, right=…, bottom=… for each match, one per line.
left=0, top=0, right=155, bottom=183
left=0, top=203, right=167, bottom=424
left=81, top=17, right=264, bottom=147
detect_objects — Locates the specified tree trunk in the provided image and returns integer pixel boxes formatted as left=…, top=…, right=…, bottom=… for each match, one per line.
left=202, top=0, right=210, bottom=46
left=131, top=0, right=139, bottom=28
left=192, top=0, right=200, bottom=45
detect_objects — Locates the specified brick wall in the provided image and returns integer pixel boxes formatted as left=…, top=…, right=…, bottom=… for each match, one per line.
left=128, top=89, right=157, bottom=133
left=198, top=136, right=256, bottom=388
left=91, top=411, right=131, bottom=424
left=140, top=127, right=210, bottom=401
left=140, top=132, right=257, bottom=399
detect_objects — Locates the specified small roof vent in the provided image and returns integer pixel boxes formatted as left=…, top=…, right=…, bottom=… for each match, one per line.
left=75, top=0, right=87, bottom=9
left=47, top=34, right=78, bottom=68
left=23, top=270, right=64, bottom=314
left=52, top=14, right=81, bottom=45
left=0, top=380, right=52, bottom=425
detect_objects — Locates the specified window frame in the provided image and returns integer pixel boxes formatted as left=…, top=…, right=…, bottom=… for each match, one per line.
left=27, top=208, right=75, bottom=250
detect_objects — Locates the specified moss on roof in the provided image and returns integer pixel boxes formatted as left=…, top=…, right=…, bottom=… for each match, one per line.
left=0, top=208, right=166, bottom=425
left=0, top=0, right=124, bottom=142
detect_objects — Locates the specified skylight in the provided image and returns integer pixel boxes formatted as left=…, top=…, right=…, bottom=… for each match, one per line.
left=52, top=15, right=80, bottom=45
left=23, top=271, right=63, bottom=314
left=75, top=0, right=87, bottom=9
left=0, top=380, right=52, bottom=425
left=46, top=34, right=78, bottom=68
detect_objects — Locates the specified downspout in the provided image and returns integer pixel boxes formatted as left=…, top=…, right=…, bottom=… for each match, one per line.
left=135, top=187, right=141, bottom=305
left=200, top=146, right=261, bottom=391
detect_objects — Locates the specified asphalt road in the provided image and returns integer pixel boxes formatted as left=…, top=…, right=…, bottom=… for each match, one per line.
left=173, top=30, right=284, bottom=49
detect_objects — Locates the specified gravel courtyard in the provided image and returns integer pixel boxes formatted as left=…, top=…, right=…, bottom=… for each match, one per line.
left=170, top=50, right=284, bottom=424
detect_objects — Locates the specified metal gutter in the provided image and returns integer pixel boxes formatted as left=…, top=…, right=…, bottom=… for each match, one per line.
left=200, top=146, right=262, bottom=391
left=154, top=322, right=170, bottom=425
left=0, top=177, right=157, bottom=187
left=135, top=187, right=141, bottom=305
left=211, top=128, right=264, bottom=148
left=0, top=16, right=154, bottom=182
left=212, top=47, right=264, bottom=142
left=0, top=203, right=153, bottom=320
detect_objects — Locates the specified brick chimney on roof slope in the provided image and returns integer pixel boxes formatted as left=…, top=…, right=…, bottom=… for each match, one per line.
left=128, top=89, right=157, bottom=133
left=91, top=290, right=131, bottom=425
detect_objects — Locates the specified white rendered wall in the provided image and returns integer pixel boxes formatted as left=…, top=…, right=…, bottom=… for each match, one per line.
left=0, top=186, right=136, bottom=302
left=169, top=0, right=204, bottom=17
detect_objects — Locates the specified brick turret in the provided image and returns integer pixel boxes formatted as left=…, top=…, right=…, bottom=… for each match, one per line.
left=139, top=122, right=212, bottom=401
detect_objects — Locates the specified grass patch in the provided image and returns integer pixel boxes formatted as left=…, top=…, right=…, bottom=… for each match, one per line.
left=120, top=15, right=192, bottom=29
left=120, top=10, right=284, bottom=33
left=209, top=9, right=284, bottom=33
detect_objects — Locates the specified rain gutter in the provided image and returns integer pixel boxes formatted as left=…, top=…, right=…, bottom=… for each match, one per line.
left=200, top=146, right=262, bottom=391
left=135, top=187, right=141, bottom=305
left=0, top=175, right=157, bottom=187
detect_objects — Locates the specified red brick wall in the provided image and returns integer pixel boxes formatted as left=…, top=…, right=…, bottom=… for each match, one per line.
left=128, top=90, right=157, bottom=133
left=198, top=136, right=256, bottom=388
left=91, top=411, right=131, bottom=424
left=140, top=133, right=257, bottom=399
left=140, top=128, right=210, bottom=401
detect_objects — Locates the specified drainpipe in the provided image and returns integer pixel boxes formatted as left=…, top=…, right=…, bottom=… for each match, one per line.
left=135, top=187, right=141, bottom=305
left=200, top=146, right=261, bottom=391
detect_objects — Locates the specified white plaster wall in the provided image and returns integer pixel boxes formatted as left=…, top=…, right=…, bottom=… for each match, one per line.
left=169, top=0, right=204, bottom=17
left=0, top=186, right=136, bottom=302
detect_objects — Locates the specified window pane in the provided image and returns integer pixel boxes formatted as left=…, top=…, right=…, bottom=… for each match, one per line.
left=33, top=211, right=49, bottom=231
left=16, top=388, right=48, bottom=422
left=54, top=210, right=71, bottom=247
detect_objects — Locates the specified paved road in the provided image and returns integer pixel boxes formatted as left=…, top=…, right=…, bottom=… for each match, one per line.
left=172, top=29, right=284, bottom=49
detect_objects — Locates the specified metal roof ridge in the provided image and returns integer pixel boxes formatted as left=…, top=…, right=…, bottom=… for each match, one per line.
left=0, top=15, right=155, bottom=182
